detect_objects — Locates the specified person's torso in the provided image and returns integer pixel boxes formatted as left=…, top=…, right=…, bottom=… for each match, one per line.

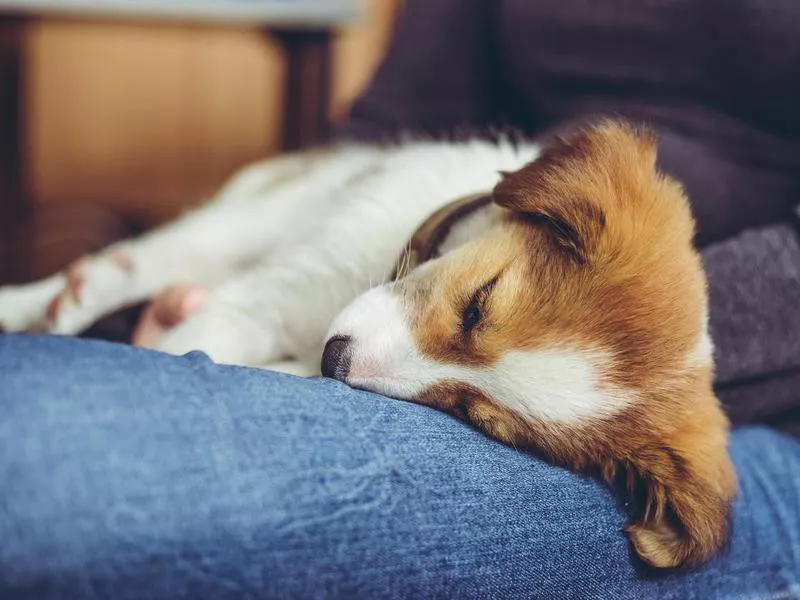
left=497, top=0, right=800, bottom=244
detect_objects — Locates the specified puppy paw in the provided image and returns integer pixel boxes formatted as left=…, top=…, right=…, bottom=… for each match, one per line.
left=47, top=250, right=136, bottom=335
left=154, top=305, right=276, bottom=367
left=0, top=277, right=65, bottom=333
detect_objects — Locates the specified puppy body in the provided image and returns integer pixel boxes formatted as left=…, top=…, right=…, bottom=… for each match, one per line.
left=0, top=138, right=538, bottom=366
left=0, top=123, right=735, bottom=569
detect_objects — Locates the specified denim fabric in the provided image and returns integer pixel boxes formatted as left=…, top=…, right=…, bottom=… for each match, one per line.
left=1, top=335, right=799, bottom=599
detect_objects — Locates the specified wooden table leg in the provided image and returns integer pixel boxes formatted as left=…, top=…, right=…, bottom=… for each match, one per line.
left=0, top=17, right=29, bottom=283
left=271, top=29, right=333, bottom=152
left=0, top=17, right=26, bottom=223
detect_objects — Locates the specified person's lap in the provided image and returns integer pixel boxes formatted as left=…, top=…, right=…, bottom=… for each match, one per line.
left=0, top=335, right=798, bottom=599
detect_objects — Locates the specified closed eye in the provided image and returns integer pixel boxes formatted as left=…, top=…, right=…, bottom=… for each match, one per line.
left=460, top=274, right=501, bottom=336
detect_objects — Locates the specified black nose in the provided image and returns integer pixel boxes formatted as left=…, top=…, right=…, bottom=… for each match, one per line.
left=321, top=335, right=352, bottom=381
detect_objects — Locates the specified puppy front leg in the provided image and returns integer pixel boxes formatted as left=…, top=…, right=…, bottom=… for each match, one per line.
left=0, top=203, right=269, bottom=335
left=21, top=205, right=270, bottom=336
left=0, top=145, right=382, bottom=335
left=152, top=256, right=378, bottom=369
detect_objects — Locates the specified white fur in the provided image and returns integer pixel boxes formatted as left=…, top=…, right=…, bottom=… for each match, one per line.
left=328, top=286, right=635, bottom=424
left=0, top=139, right=540, bottom=371
left=0, top=274, right=66, bottom=332
left=686, top=309, right=714, bottom=367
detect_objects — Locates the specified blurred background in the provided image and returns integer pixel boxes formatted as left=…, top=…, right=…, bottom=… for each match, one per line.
left=0, top=0, right=400, bottom=284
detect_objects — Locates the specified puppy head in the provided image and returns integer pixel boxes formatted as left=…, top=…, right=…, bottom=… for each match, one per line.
left=324, top=121, right=736, bottom=569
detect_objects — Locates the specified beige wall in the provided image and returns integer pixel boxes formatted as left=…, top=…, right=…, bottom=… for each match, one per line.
left=24, top=0, right=398, bottom=225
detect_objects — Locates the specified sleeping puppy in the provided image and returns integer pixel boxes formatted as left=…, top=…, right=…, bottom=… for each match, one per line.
left=0, top=121, right=736, bottom=569
left=325, top=123, right=736, bottom=569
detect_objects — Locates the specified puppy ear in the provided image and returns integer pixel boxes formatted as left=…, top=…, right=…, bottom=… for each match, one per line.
left=623, top=425, right=737, bottom=569
left=493, top=121, right=657, bottom=263
left=495, top=188, right=605, bottom=264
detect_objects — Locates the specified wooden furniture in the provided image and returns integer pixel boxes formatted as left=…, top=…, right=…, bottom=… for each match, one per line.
left=0, top=0, right=358, bottom=224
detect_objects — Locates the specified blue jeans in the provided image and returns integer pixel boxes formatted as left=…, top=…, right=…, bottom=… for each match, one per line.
left=1, top=335, right=799, bottom=599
